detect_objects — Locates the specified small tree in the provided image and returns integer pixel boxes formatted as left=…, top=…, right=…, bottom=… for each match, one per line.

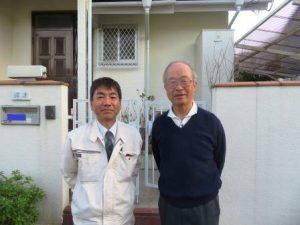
left=0, top=170, right=46, bottom=225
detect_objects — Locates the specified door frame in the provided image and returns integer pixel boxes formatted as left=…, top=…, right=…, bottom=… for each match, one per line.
left=32, top=11, right=77, bottom=130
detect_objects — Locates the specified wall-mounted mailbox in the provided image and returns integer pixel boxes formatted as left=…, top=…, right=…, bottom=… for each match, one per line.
left=1, top=105, right=40, bottom=125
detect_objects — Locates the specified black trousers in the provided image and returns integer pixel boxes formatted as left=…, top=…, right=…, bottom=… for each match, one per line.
left=158, top=195, right=220, bottom=225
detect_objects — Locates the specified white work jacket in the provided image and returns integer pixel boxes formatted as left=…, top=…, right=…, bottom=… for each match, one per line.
left=61, top=120, right=142, bottom=225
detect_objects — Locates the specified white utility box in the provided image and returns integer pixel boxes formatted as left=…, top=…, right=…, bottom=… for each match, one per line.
left=195, top=30, right=234, bottom=111
left=7, top=65, right=47, bottom=79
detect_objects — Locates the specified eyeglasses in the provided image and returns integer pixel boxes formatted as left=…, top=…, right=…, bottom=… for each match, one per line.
left=166, top=78, right=193, bottom=89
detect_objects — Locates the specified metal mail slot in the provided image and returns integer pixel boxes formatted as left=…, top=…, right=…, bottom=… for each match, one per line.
left=1, top=105, right=40, bottom=125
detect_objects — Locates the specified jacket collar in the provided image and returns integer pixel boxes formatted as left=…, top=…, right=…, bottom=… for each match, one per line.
left=89, top=120, right=126, bottom=144
left=88, top=120, right=101, bottom=143
left=115, top=121, right=127, bottom=143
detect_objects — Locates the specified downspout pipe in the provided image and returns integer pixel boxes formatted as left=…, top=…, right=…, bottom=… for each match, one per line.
left=228, top=0, right=244, bottom=28
left=142, top=0, right=152, bottom=188
left=142, top=0, right=152, bottom=97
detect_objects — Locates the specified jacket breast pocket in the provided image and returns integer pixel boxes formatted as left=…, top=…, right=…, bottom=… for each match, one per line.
left=118, top=151, right=139, bottom=180
left=77, top=151, right=104, bottom=182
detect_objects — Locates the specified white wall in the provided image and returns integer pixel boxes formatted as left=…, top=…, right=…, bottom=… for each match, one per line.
left=0, top=81, right=69, bottom=225
left=212, top=82, right=300, bottom=225
left=93, top=15, right=145, bottom=100
left=92, top=12, right=227, bottom=100
left=1, top=1, right=228, bottom=100
left=150, top=12, right=227, bottom=100
left=0, top=0, right=13, bottom=79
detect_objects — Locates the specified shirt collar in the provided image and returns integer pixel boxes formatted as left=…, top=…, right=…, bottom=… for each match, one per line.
left=96, top=120, right=117, bottom=138
left=167, top=101, right=198, bottom=119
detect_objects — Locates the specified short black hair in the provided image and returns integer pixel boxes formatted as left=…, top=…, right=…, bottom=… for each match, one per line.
left=90, top=77, right=122, bottom=101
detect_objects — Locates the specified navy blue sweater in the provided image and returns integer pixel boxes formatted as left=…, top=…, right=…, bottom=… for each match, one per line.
left=151, top=107, right=226, bottom=208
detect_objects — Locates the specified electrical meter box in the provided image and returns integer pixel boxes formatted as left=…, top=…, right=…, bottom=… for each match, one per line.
left=1, top=105, right=40, bottom=125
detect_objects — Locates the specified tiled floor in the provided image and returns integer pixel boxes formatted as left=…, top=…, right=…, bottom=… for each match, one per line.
left=135, top=168, right=160, bottom=208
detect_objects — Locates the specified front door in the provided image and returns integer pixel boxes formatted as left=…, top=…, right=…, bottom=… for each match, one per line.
left=33, top=29, right=76, bottom=110
left=33, top=13, right=77, bottom=130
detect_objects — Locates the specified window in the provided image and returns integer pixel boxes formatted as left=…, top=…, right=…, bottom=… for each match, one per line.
left=97, top=24, right=138, bottom=67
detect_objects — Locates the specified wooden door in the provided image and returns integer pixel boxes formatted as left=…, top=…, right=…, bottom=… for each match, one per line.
left=33, top=29, right=77, bottom=117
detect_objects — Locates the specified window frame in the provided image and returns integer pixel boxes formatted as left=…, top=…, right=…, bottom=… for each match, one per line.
left=97, top=24, right=138, bottom=68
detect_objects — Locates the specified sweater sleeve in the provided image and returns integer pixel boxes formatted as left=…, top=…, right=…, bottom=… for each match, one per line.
left=151, top=119, right=160, bottom=170
left=214, top=118, right=226, bottom=175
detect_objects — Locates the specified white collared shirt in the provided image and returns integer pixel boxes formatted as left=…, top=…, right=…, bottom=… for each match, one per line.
left=167, top=102, right=198, bottom=128
left=96, top=120, right=117, bottom=143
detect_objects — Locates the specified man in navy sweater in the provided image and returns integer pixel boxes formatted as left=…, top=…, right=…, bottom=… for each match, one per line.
left=152, top=61, right=226, bottom=225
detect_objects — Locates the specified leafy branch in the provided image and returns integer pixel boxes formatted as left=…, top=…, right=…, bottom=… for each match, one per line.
left=0, top=170, right=46, bottom=225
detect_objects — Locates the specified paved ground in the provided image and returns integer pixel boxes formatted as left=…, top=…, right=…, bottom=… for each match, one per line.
left=135, top=168, right=159, bottom=208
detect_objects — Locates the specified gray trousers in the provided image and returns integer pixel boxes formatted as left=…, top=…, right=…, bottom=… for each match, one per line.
left=158, top=195, right=220, bottom=225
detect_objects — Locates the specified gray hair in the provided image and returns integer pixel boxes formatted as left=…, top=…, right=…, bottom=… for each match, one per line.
left=163, top=60, right=198, bottom=83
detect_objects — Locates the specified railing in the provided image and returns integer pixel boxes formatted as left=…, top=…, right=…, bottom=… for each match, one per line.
left=72, top=99, right=90, bottom=128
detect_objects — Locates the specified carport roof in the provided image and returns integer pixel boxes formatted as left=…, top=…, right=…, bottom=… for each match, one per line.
left=234, top=0, right=300, bottom=79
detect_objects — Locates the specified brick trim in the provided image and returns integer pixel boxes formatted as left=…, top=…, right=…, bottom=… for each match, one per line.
left=213, top=81, right=300, bottom=88
left=0, top=80, right=69, bottom=86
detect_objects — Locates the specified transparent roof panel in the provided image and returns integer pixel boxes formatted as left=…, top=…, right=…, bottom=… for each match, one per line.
left=235, top=1, right=300, bottom=79
left=271, top=43, right=300, bottom=53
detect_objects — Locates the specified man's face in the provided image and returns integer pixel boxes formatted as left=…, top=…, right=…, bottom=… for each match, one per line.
left=164, top=63, right=196, bottom=108
left=91, top=86, right=121, bottom=124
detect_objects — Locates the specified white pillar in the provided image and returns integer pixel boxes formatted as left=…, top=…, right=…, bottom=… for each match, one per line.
left=77, top=0, right=88, bottom=123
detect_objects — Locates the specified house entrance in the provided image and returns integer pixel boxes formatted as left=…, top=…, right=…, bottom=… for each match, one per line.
left=32, top=12, right=77, bottom=130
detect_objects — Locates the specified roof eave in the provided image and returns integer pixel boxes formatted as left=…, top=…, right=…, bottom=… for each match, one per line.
left=92, top=0, right=272, bottom=14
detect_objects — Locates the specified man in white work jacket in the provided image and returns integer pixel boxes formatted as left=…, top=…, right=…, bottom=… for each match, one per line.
left=61, top=77, right=142, bottom=225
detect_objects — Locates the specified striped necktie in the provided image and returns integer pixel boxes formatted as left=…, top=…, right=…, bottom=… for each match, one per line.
left=105, top=131, right=114, bottom=161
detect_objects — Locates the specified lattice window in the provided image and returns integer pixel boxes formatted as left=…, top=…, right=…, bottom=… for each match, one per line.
left=97, top=24, right=138, bottom=67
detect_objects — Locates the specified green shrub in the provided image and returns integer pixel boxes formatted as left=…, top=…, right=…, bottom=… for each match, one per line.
left=0, top=170, right=46, bottom=225
left=235, top=71, right=273, bottom=81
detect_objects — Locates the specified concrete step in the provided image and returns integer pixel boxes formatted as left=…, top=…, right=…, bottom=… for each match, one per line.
left=62, top=206, right=160, bottom=225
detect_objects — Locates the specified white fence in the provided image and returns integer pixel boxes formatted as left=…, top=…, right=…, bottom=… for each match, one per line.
left=72, top=99, right=142, bottom=129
